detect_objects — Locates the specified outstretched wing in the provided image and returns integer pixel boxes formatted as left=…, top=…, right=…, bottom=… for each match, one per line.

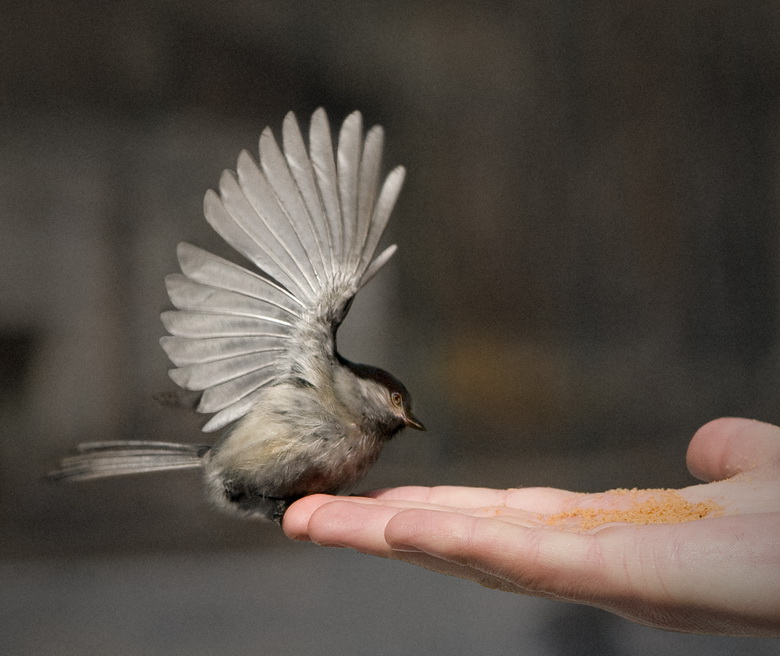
left=160, top=109, right=406, bottom=432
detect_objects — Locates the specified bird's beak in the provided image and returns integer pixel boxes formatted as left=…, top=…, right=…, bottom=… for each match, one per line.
left=404, top=412, right=426, bottom=431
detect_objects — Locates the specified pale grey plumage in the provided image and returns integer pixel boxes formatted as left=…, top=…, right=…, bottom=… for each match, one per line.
left=51, top=109, right=422, bottom=523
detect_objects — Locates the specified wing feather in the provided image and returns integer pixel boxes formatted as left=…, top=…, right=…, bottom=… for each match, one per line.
left=360, top=244, right=398, bottom=289
left=337, top=112, right=362, bottom=271
left=360, top=165, right=406, bottom=277
left=309, top=108, right=343, bottom=266
left=355, top=125, right=384, bottom=275
left=161, top=311, right=292, bottom=340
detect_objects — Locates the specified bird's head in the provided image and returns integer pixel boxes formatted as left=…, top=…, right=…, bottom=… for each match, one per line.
left=336, top=360, right=425, bottom=437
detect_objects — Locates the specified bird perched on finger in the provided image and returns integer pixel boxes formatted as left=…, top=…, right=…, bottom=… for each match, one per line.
left=51, top=109, right=424, bottom=523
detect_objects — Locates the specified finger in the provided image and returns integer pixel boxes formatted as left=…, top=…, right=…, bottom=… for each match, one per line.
left=687, top=417, right=780, bottom=482
left=366, top=485, right=584, bottom=514
left=302, top=500, right=407, bottom=555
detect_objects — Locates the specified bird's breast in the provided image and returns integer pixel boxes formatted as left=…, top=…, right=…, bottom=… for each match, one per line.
left=206, top=383, right=384, bottom=491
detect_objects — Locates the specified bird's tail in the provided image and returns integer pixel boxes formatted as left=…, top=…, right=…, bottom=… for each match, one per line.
left=49, top=441, right=209, bottom=482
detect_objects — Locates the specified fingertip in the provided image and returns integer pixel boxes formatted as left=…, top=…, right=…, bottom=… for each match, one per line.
left=686, top=417, right=744, bottom=482
left=281, top=494, right=339, bottom=541
left=303, top=499, right=373, bottom=546
left=383, top=508, right=426, bottom=549
left=304, top=499, right=402, bottom=552
left=687, top=417, right=780, bottom=482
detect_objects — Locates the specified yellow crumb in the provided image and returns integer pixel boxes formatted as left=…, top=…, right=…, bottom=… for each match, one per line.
left=542, top=488, right=723, bottom=530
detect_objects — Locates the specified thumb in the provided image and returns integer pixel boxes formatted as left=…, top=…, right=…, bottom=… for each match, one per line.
left=686, top=417, right=780, bottom=482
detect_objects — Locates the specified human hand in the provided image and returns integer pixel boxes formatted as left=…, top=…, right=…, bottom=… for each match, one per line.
left=283, top=417, right=780, bottom=637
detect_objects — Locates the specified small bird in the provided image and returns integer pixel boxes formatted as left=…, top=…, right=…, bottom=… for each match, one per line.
left=51, top=109, right=424, bottom=522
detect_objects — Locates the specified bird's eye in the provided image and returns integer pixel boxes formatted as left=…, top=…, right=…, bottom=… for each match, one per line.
left=391, top=392, right=403, bottom=407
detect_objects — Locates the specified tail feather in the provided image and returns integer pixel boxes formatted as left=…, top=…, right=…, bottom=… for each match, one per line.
left=49, top=441, right=209, bottom=482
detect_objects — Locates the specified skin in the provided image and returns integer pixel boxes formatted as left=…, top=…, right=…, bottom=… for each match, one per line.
left=283, top=417, right=780, bottom=637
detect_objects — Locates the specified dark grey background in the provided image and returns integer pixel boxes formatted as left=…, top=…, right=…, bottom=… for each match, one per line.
left=2, top=2, right=779, bottom=653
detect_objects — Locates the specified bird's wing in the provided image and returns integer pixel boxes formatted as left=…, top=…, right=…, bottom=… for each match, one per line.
left=160, top=109, right=406, bottom=432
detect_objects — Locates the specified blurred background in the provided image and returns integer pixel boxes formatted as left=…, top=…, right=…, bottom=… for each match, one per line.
left=2, top=1, right=780, bottom=654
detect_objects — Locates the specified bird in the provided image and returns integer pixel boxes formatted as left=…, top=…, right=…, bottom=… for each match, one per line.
left=50, top=108, right=424, bottom=523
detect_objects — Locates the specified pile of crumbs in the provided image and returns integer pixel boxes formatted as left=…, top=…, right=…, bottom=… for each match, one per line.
left=542, top=488, right=724, bottom=530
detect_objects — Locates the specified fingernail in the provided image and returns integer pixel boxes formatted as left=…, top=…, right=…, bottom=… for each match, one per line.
left=312, top=540, right=346, bottom=548
left=288, top=534, right=311, bottom=542
left=390, top=544, right=421, bottom=553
